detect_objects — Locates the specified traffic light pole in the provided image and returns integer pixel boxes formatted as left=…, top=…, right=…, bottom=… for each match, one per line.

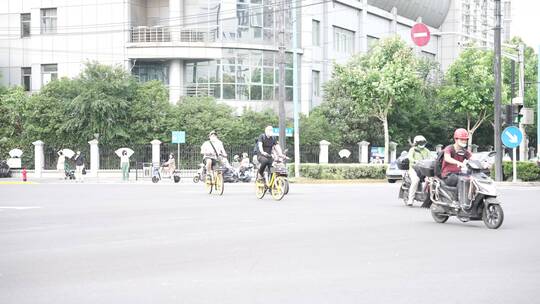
left=494, top=0, right=503, bottom=181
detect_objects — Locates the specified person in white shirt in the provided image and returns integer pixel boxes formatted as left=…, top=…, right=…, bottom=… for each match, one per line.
left=120, top=150, right=130, bottom=181
left=200, top=130, right=227, bottom=181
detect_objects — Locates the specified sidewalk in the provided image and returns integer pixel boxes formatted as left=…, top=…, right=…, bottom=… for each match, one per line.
left=0, top=176, right=190, bottom=185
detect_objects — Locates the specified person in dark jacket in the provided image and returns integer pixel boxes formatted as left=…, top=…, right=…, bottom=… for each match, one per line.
left=74, top=151, right=85, bottom=182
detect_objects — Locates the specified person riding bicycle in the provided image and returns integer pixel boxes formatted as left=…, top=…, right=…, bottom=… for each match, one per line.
left=406, top=135, right=430, bottom=206
left=200, top=130, right=227, bottom=181
left=257, top=126, right=285, bottom=183
left=441, top=128, right=472, bottom=207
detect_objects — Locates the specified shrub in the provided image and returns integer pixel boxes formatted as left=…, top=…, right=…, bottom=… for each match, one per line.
left=491, top=161, right=540, bottom=181
left=288, top=163, right=387, bottom=179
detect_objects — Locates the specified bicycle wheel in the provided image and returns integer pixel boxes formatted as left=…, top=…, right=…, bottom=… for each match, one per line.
left=271, top=176, right=286, bottom=201
left=283, top=178, right=289, bottom=195
left=215, top=172, right=224, bottom=196
left=255, top=178, right=266, bottom=199
left=205, top=174, right=213, bottom=194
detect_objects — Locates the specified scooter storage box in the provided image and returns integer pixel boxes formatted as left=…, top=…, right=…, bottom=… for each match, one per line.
left=396, top=156, right=409, bottom=170
left=414, top=159, right=435, bottom=177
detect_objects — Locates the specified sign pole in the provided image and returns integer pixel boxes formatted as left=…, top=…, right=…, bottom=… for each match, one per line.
left=512, top=147, right=517, bottom=182
left=177, top=143, right=180, bottom=170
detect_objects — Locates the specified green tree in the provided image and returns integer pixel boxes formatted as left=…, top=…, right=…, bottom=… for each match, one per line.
left=62, top=62, right=138, bottom=148
left=439, top=48, right=496, bottom=146
left=325, top=37, right=421, bottom=162
left=128, top=80, right=172, bottom=144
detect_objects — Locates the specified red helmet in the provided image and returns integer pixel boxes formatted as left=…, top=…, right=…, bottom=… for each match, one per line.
left=453, top=128, right=469, bottom=140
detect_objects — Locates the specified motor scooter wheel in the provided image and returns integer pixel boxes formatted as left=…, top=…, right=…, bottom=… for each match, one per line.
left=193, top=175, right=200, bottom=183
left=152, top=176, right=159, bottom=183
left=483, top=199, right=504, bottom=229
left=430, top=205, right=449, bottom=223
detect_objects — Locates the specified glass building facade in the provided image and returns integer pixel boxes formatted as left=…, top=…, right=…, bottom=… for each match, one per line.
left=185, top=49, right=293, bottom=102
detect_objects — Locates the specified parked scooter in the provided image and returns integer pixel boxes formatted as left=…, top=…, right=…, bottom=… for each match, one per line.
left=415, top=152, right=504, bottom=229
left=193, top=163, right=206, bottom=183
left=0, top=160, right=12, bottom=178
left=237, top=164, right=254, bottom=183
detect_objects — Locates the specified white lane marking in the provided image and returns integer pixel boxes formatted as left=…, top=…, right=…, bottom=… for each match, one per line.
left=0, top=206, right=42, bottom=210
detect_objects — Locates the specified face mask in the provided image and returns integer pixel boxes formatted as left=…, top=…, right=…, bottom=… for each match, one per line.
left=418, top=144, right=426, bottom=149
left=458, top=142, right=467, bottom=148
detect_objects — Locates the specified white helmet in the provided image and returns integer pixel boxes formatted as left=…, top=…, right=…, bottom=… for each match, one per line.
left=413, top=135, right=427, bottom=147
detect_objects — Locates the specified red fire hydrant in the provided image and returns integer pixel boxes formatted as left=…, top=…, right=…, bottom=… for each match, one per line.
left=22, top=167, right=27, bottom=182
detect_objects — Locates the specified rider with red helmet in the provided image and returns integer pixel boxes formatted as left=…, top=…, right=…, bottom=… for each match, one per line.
left=442, top=128, right=473, bottom=206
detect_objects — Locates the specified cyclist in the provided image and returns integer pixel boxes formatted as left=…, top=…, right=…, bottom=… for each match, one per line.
left=257, top=126, right=285, bottom=183
left=200, top=130, right=227, bottom=181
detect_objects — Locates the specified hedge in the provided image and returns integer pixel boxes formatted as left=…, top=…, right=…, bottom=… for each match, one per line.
left=490, top=161, right=540, bottom=181
left=288, top=163, right=387, bottom=180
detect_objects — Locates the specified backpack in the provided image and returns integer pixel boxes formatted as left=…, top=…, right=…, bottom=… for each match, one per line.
left=434, top=145, right=454, bottom=178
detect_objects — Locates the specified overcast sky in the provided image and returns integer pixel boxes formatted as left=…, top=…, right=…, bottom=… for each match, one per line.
left=511, top=0, right=540, bottom=50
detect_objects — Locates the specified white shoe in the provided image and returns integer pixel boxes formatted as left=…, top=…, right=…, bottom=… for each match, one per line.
left=407, top=200, right=414, bottom=206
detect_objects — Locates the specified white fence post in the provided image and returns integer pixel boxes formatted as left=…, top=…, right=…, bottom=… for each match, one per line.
left=88, top=139, right=99, bottom=177
left=319, top=140, right=330, bottom=164
left=358, top=141, right=370, bottom=164
left=151, top=139, right=162, bottom=166
left=32, top=140, right=44, bottom=178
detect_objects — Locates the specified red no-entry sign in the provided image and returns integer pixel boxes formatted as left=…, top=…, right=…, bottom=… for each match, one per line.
left=411, top=23, right=430, bottom=47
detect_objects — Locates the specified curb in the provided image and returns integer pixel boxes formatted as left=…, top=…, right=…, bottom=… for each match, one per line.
left=289, top=178, right=387, bottom=184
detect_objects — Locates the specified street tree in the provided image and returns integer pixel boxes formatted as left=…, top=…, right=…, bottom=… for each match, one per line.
left=439, top=48, right=495, bottom=146
left=325, top=37, right=421, bottom=163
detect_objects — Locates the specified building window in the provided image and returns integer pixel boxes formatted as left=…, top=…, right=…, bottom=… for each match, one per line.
left=184, top=49, right=292, bottom=101
left=312, top=70, right=320, bottom=97
left=21, top=13, right=31, bottom=37
left=421, top=51, right=436, bottom=60
left=132, top=62, right=169, bottom=84
left=367, top=35, right=379, bottom=51
left=21, top=67, right=31, bottom=91
left=312, top=20, right=320, bottom=46
left=41, top=64, right=57, bottom=86
left=333, top=26, right=354, bottom=54
left=40, top=8, right=57, bottom=34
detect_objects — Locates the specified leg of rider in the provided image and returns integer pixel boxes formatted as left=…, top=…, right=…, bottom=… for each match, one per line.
left=257, top=156, right=268, bottom=181
left=205, top=158, right=212, bottom=180
left=408, top=168, right=420, bottom=205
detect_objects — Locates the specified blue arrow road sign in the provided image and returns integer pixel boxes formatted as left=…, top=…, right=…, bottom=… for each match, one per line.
left=501, top=126, right=523, bottom=149
left=172, top=131, right=186, bottom=144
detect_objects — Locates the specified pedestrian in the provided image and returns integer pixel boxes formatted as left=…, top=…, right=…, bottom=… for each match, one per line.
left=56, top=150, right=66, bottom=180
left=74, top=151, right=85, bottom=182
left=120, top=150, right=130, bottom=181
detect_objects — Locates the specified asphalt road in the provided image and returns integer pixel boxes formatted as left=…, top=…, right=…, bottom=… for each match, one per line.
left=1, top=182, right=539, bottom=304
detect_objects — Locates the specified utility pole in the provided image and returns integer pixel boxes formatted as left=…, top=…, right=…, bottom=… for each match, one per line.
left=517, top=44, right=527, bottom=161
left=291, top=0, right=300, bottom=177
left=277, top=0, right=286, bottom=148
left=494, top=0, right=503, bottom=181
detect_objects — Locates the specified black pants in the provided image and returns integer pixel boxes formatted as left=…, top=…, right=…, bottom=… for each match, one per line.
left=444, top=173, right=470, bottom=207
left=257, top=155, right=273, bottom=179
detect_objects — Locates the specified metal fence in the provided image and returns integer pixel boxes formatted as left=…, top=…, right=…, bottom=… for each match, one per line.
left=36, top=142, right=369, bottom=173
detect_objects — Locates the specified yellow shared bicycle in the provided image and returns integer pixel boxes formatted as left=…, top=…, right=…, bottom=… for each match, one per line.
left=255, top=156, right=289, bottom=201
left=205, top=161, right=225, bottom=196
